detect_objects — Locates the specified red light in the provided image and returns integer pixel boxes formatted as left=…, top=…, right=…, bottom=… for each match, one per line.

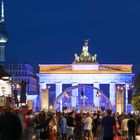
left=114, top=102, right=117, bottom=106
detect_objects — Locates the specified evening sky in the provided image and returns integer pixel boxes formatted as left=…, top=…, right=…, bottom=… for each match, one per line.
left=4, top=0, right=140, bottom=71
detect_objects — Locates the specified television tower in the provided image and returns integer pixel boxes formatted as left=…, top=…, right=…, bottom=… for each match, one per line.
left=0, top=0, right=8, bottom=62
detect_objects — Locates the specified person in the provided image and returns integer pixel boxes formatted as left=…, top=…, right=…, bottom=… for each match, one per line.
left=67, top=111, right=75, bottom=140
left=34, top=112, right=42, bottom=140
left=49, top=113, right=57, bottom=140
left=83, top=112, right=93, bottom=140
left=59, top=112, right=67, bottom=140
left=135, top=115, right=140, bottom=140
left=93, top=112, right=103, bottom=140
left=23, top=111, right=34, bottom=140
left=0, top=107, right=22, bottom=140
left=127, top=114, right=136, bottom=140
left=35, top=111, right=52, bottom=140
left=74, top=113, right=83, bottom=140
left=102, top=109, right=115, bottom=140
left=121, top=114, right=129, bottom=140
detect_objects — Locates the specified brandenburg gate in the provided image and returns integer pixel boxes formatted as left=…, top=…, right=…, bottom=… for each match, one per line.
left=38, top=40, right=134, bottom=113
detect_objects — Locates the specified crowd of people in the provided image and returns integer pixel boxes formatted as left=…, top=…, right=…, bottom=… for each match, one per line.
left=0, top=107, right=140, bottom=140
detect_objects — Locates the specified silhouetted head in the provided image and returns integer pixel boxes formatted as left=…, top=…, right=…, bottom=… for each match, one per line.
left=106, top=109, right=112, bottom=116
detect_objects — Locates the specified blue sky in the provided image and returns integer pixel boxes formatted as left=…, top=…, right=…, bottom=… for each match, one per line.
left=4, top=0, right=140, bottom=69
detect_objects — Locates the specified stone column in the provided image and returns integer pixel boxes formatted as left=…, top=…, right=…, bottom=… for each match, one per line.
left=72, top=82, right=78, bottom=108
left=93, top=82, right=100, bottom=107
left=125, top=84, right=129, bottom=114
left=55, top=82, right=62, bottom=112
left=33, top=96, right=38, bottom=111
left=109, top=82, right=116, bottom=112
left=39, top=83, right=47, bottom=110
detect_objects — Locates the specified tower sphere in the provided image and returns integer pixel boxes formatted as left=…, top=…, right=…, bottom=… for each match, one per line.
left=0, top=22, right=8, bottom=43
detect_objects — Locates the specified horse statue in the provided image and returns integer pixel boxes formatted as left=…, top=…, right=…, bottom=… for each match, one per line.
left=74, top=54, right=80, bottom=62
left=91, top=54, right=97, bottom=62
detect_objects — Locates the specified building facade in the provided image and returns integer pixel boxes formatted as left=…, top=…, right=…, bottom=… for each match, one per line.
left=4, top=63, right=39, bottom=110
left=38, top=40, right=134, bottom=113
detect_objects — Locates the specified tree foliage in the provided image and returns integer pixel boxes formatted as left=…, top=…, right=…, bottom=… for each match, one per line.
left=132, top=73, right=140, bottom=111
left=132, top=96, right=140, bottom=112
left=134, top=72, right=140, bottom=95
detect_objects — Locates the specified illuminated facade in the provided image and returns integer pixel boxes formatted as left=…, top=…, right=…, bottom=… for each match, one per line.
left=0, top=79, right=14, bottom=107
left=0, top=0, right=38, bottom=110
left=38, top=40, right=134, bottom=113
left=0, top=79, right=11, bottom=96
left=4, top=63, right=39, bottom=110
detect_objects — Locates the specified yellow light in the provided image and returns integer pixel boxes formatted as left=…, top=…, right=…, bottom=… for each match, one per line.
left=49, top=105, right=52, bottom=109
left=65, top=93, right=67, bottom=97
left=16, top=84, right=20, bottom=89
left=65, top=93, right=70, bottom=98
left=117, top=86, right=120, bottom=90
left=131, top=85, right=134, bottom=88
left=126, top=84, right=129, bottom=88
left=2, top=76, right=9, bottom=80
left=96, top=93, right=99, bottom=97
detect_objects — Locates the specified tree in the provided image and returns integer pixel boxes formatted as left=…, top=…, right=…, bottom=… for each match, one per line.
left=132, top=72, right=140, bottom=111
left=13, top=89, right=18, bottom=105
left=131, top=96, right=140, bottom=112
left=20, top=80, right=28, bottom=103
left=134, top=72, right=140, bottom=95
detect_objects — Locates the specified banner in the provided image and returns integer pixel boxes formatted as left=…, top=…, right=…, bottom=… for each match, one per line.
left=0, top=97, right=4, bottom=106
left=27, top=100, right=33, bottom=110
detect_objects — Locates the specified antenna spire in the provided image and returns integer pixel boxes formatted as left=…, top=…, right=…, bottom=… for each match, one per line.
left=1, top=0, right=4, bottom=22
